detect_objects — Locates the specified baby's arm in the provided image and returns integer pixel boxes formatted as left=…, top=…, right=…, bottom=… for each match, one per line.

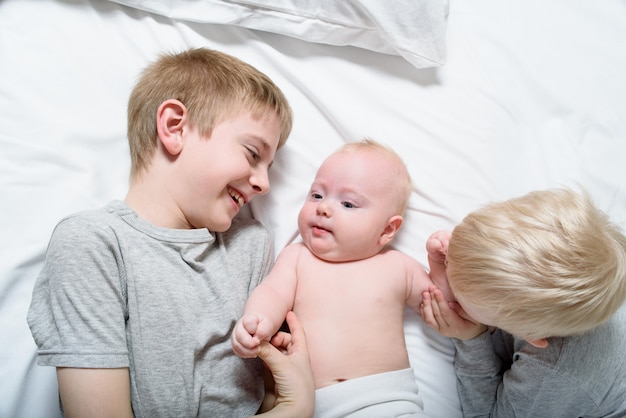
left=426, top=230, right=453, bottom=297
left=232, top=244, right=302, bottom=358
left=405, top=230, right=464, bottom=320
left=406, top=231, right=456, bottom=311
left=404, top=253, right=436, bottom=312
left=422, top=231, right=487, bottom=338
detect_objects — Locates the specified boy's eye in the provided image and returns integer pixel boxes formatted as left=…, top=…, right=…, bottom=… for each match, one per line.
left=342, top=201, right=355, bottom=209
left=246, top=146, right=260, bottom=161
left=311, top=193, right=323, bottom=200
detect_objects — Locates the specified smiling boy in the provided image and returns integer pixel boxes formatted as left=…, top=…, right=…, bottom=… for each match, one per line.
left=28, top=48, right=293, bottom=417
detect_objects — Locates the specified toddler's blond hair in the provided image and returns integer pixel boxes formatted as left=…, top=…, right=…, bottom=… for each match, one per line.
left=447, top=188, right=626, bottom=340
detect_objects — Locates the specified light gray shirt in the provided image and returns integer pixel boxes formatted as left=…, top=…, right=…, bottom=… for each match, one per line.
left=28, top=200, right=273, bottom=417
left=452, top=304, right=626, bottom=417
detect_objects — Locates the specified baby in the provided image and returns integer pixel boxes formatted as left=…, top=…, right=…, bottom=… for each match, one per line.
left=232, top=139, right=451, bottom=417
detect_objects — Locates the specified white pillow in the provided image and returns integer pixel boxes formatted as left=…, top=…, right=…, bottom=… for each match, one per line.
left=107, top=0, right=448, bottom=68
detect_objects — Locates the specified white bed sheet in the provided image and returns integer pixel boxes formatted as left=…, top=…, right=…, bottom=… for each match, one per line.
left=1, top=0, right=626, bottom=417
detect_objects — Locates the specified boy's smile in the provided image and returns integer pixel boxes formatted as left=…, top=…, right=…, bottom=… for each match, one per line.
left=228, top=186, right=246, bottom=208
left=187, top=110, right=281, bottom=232
left=130, top=107, right=283, bottom=232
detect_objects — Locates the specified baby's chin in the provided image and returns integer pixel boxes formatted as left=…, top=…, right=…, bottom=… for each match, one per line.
left=303, top=241, right=360, bottom=263
left=303, top=242, right=339, bottom=262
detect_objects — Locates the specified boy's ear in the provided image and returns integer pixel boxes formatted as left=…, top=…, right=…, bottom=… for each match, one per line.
left=156, top=99, right=187, bottom=156
left=378, top=215, right=403, bottom=247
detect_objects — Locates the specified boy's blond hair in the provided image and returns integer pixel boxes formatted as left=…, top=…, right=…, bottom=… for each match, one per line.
left=338, top=139, right=413, bottom=216
left=447, top=188, right=626, bottom=340
left=127, top=48, right=293, bottom=179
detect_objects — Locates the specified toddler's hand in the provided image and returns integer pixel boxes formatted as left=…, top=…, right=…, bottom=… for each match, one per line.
left=420, top=286, right=487, bottom=340
left=231, top=313, right=275, bottom=358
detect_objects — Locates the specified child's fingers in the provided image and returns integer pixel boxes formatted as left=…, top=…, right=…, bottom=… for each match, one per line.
left=426, top=231, right=451, bottom=255
left=235, top=323, right=258, bottom=345
left=232, top=322, right=261, bottom=358
left=269, top=333, right=290, bottom=354
left=428, top=288, right=448, bottom=328
left=256, top=340, right=282, bottom=367
left=241, top=314, right=260, bottom=334
left=420, top=290, right=441, bottom=329
left=283, top=311, right=308, bottom=355
left=269, top=311, right=309, bottom=356
left=254, top=320, right=275, bottom=342
left=426, top=238, right=444, bottom=261
left=426, top=237, right=442, bottom=252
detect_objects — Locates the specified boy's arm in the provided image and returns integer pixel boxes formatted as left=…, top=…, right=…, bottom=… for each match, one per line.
left=57, top=368, right=133, bottom=418
left=232, top=244, right=302, bottom=357
left=453, top=329, right=595, bottom=417
left=253, top=311, right=314, bottom=418
left=449, top=332, right=505, bottom=417
left=423, top=290, right=595, bottom=416
left=420, top=290, right=506, bottom=416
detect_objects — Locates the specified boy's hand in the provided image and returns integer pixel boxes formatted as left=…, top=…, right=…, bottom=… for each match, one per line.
left=253, top=311, right=314, bottom=418
left=420, top=286, right=487, bottom=340
left=232, top=313, right=275, bottom=358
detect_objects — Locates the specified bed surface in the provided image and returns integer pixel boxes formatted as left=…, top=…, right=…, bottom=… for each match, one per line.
left=1, top=0, right=626, bottom=416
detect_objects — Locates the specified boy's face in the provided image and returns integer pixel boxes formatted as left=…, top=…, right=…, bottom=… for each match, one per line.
left=455, top=296, right=497, bottom=328
left=446, top=262, right=498, bottom=327
left=175, top=110, right=281, bottom=231
left=297, top=149, right=399, bottom=262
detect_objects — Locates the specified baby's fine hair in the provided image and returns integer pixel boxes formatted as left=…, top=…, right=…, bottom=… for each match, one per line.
left=447, top=188, right=626, bottom=340
left=127, top=48, right=293, bottom=178
left=338, top=139, right=413, bottom=215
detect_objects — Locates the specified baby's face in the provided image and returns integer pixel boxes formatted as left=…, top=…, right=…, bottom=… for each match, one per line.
left=297, top=149, right=400, bottom=262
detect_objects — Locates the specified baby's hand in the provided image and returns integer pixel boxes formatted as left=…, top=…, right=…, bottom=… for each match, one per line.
left=420, top=287, right=487, bottom=340
left=231, top=313, right=275, bottom=358
left=426, top=230, right=455, bottom=299
left=426, top=230, right=451, bottom=265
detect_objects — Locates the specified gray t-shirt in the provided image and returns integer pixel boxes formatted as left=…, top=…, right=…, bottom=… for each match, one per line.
left=452, top=304, right=626, bottom=417
left=28, top=200, right=273, bottom=417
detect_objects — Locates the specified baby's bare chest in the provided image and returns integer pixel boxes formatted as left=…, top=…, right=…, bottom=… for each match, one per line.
left=294, top=255, right=407, bottom=309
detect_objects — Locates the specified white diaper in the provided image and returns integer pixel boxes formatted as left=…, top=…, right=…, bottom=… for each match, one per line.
left=314, top=368, right=428, bottom=418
